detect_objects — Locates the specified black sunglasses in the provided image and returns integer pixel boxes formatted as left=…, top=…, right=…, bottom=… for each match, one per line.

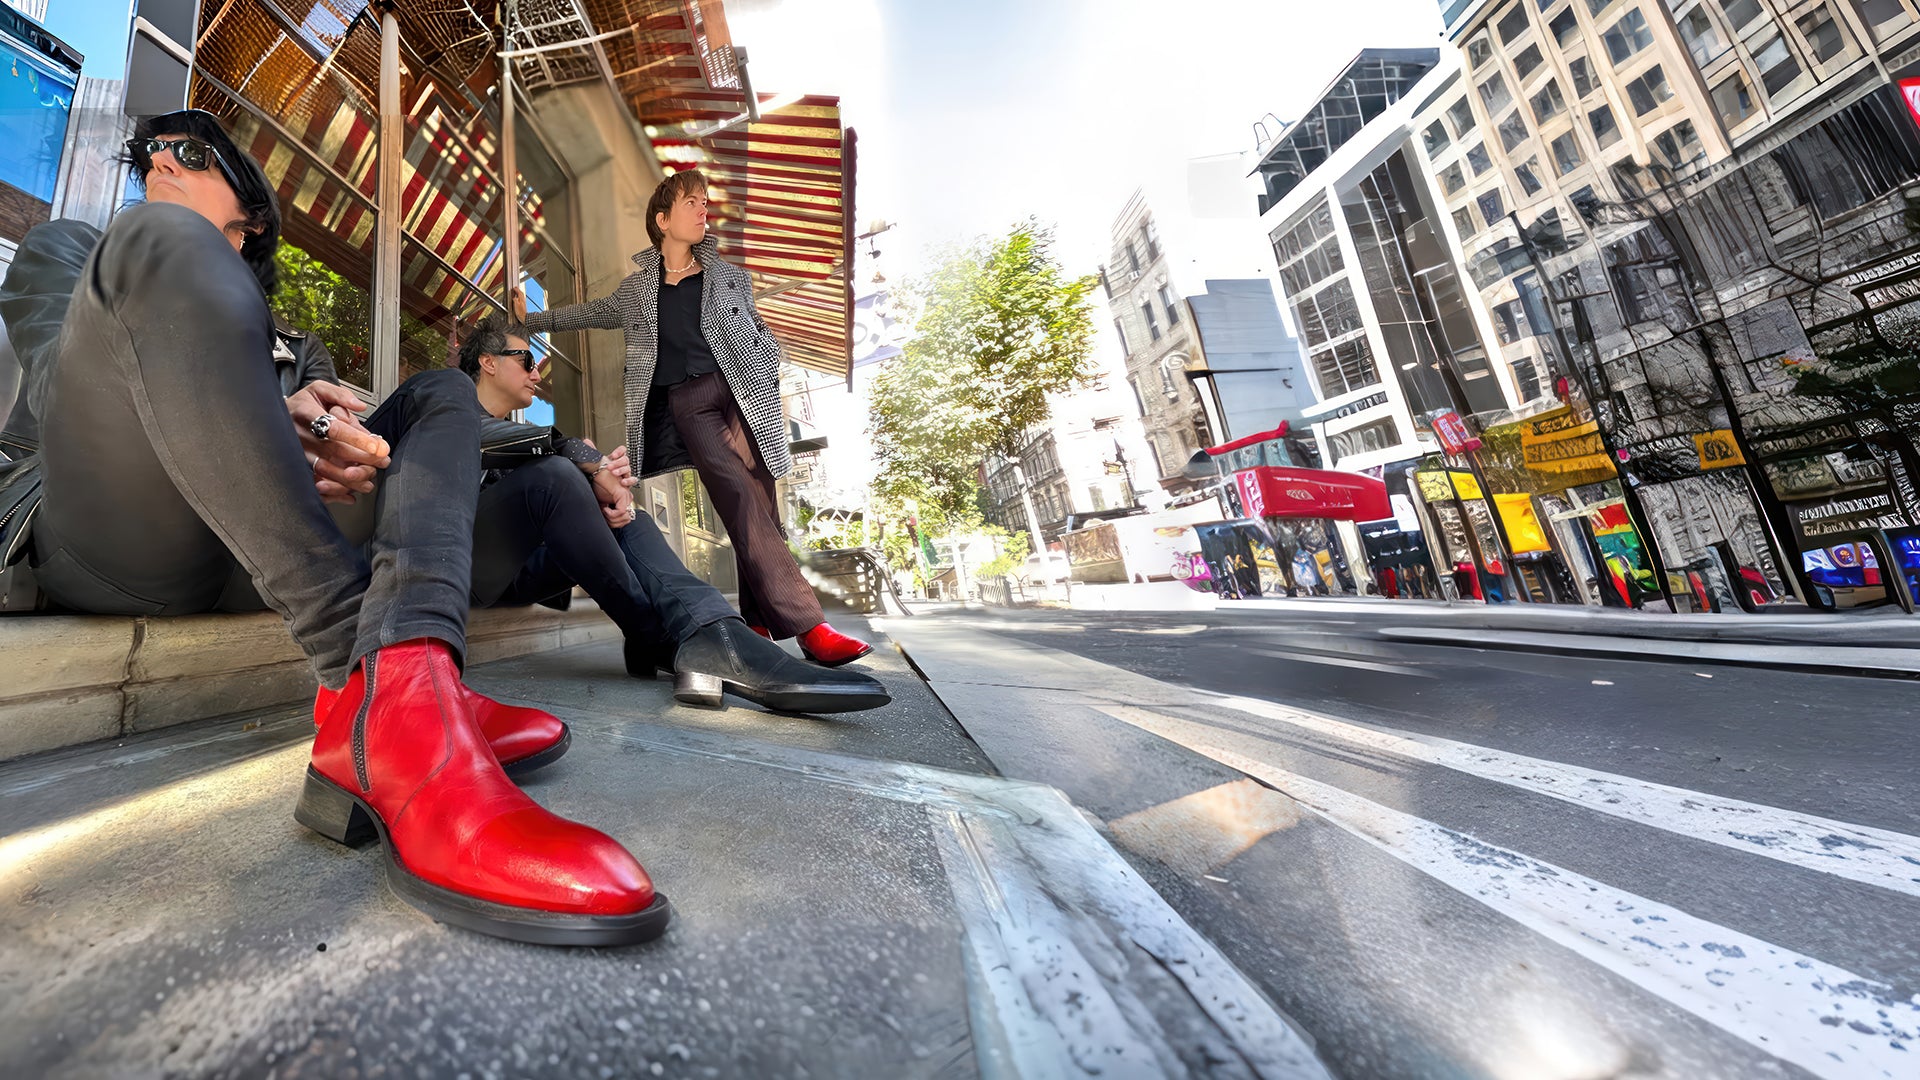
left=126, top=135, right=244, bottom=193
left=496, top=349, right=541, bottom=373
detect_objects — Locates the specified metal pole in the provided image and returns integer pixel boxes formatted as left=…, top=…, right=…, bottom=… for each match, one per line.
left=372, top=6, right=402, bottom=399
left=499, top=3, right=521, bottom=312
left=1013, top=463, right=1056, bottom=595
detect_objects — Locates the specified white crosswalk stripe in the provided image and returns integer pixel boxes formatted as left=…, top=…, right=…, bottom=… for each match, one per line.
left=1093, top=703, right=1920, bottom=1080
left=1189, top=692, right=1920, bottom=900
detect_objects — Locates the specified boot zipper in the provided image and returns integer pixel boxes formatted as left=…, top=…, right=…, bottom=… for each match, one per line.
left=352, top=652, right=377, bottom=792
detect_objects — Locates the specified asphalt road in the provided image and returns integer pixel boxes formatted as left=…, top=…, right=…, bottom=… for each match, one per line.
left=892, top=603, right=1920, bottom=1080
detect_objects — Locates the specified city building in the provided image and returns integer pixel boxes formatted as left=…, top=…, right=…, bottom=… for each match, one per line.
left=981, top=358, right=1159, bottom=548
left=1435, top=0, right=1920, bottom=613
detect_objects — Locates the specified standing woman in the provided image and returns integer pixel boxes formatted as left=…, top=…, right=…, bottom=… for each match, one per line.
left=515, top=170, right=870, bottom=665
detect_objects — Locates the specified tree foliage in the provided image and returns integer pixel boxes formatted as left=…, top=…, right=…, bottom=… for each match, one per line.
left=868, top=221, right=1099, bottom=525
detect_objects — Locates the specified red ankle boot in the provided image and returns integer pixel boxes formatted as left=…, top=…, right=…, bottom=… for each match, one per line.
left=314, top=683, right=570, bottom=777
left=749, top=625, right=774, bottom=640
left=297, top=640, right=670, bottom=945
left=798, top=622, right=873, bottom=667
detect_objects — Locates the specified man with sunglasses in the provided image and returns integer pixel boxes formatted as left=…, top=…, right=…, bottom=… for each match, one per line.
left=457, top=318, right=889, bottom=713
left=0, top=109, right=670, bottom=946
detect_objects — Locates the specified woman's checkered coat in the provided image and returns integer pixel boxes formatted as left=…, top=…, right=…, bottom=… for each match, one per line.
left=522, top=235, right=791, bottom=480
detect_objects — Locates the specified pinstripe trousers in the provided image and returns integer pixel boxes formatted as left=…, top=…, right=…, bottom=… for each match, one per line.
left=666, top=371, right=823, bottom=638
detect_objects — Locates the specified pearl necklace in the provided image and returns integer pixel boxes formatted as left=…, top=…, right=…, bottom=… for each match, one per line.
left=665, top=257, right=698, bottom=274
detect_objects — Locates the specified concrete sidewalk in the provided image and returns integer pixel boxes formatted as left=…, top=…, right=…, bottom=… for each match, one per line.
left=0, top=618, right=1328, bottom=1079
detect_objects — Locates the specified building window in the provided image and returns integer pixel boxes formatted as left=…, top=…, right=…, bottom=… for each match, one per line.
left=1129, top=377, right=1146, bottom=415
left=1550, top=9, right=1579, bottom=45
left=1515, top=156, right=1545, bottom=195
left=1754, top=33, right=1802, bottom=97
left=1713, top=70, right=1758, bottom=127
left=1454, top=206, right=1479, bottom=239
left=1653, top=120, right=1704, bottom=171
left=1626, top=65, right=1673, bottom=115
left=1585, top=0, right=1614, bottom=14
left=1478, top=189, right=1507, bottom=228
left=1447, top=97, right=1477, bottom=137
left=1159, top=284, right=1181, bottom=325
left=1678, top=7, right=1726, bottom=66
left=1479, top=73, right=1514, bottom=114
left=1142, top=301, right=1161, bottom=341
left=1514, top=44, right=1545, bottom=80
left=1603, top=9, right=1653, bottom=63
left=1551, top=130, right=1584, bottom=174
left=1468, top=142, right=1494, bottom=175
left=1143, top=217, right=1163, bottom=260
left=1441, top=161, right=1467, bottom=193
left=1531, top=79, right=1566, bottom=124
left=1798, top=6, right=1847, bottom=63
left=1126, top=240, right=1141, bottom=272
left=1468, top=30, right=1496, bottom=68
left=1720, top=0, right=1764, bottom=30
left=1511, top=356, right=1544, bottom=400
left=1590, top=103, right=1622, bottom=146
left=1114, top=318, right=1129, bottom=354
left=1498, top=110, right=1531, bottom=152
left=1312, top=337, right=1382, bottom=397
left=1860, top=0, right=1911, bottom=35
left=1423, top=120, right=1451, bottom=155
left=1569, top=55, right=1597, bottom=97
left=1498, top=4, right=1531, bottom=42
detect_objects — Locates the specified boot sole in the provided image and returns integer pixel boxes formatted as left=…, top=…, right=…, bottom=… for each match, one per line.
left=294, top=767, right=672, bottom=947
left=500, top=725, right=572, bottom=779
left=673, top=671, right=891, bottom=714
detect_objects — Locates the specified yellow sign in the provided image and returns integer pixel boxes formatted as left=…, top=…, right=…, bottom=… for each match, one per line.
left=1416, top=471, right=1454, bottom=502
left=1518, top=406, right=1616, bottom=483
left=1494, top=493, right=1551, bottom=554
left=1694, top=430, right=1746, bottom=470
left=1449, top=471, right=1484, bottom=501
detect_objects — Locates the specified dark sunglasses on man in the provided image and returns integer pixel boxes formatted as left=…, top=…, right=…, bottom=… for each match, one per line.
left=497, top=349, right=544, bottom=375
left=125, top=130, right=244, bottom=193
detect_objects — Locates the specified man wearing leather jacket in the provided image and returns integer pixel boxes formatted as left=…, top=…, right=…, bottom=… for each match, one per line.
left=456, top=317, right=888, bottom=714
left=0, top=109, right=670, bottom=947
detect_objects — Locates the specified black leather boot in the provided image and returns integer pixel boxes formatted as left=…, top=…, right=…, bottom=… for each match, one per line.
left=671, top=618, right=891, bottom=713
left=624, top=636, right=676, bottom=679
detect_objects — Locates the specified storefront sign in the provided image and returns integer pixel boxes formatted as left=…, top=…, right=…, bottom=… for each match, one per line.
left=1428, top=410, right=1483, bottom=455
left=1693, top=430, right=1746, bottom=470
left=1449, top=471, right=1484, bottom=501
left=1494, top=493, right=1551, bottom=554
left=1791, top=488, right=1906, bottom=542
left=1894, top=76, right=1920, bottom=133
left=1518, top=407, right=1615, bottom=481
left=1323, top=391, right=1391, bottom=422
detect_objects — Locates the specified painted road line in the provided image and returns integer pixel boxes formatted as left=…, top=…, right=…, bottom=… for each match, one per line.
left=1093, top=705, right=1920, bottom=1080
left=1182, top=693, right=1920, bottom=900
left=1245, top=646, right=1438, bottom=679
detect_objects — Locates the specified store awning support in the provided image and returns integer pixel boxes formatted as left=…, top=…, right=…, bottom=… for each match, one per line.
left=372, top=4, right=402, bottom=399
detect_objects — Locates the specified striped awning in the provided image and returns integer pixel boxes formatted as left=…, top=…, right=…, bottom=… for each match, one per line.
left=649, top=93, right=853, bottom=379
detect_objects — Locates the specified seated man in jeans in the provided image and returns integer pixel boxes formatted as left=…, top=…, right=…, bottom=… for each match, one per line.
left=454, top=315, right=889, bottom=714
left=0, top=109, right=665, bottom=947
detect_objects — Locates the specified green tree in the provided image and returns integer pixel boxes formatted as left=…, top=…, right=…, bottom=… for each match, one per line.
left=868, top=221, right=1099, bottom=523
left=976, top=527, right=1030, bottom=579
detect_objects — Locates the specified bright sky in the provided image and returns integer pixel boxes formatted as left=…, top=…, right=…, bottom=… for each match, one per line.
left=40, top=0, right=135, bottom=80
left=730, top=0, right=1448, bottom=283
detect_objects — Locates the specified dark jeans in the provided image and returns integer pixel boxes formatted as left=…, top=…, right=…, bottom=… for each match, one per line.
left=31, top=202, right=479, bottom=687
left=467, top=455, right=733, bottom=646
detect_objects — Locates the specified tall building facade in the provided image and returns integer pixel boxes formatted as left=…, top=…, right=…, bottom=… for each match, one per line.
left=1433, top=0, right=1920, bottom=613
left=1102, top=191, right=1224, bottom=493
left=982, top=363, right=1158, bottom=547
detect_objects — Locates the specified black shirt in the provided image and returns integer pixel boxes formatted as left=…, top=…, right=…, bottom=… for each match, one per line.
left=654, top=272, right=720, bottom=387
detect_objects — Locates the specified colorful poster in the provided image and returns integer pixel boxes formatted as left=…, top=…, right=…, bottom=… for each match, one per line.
left=1693, top=430, right=1747, bottom=470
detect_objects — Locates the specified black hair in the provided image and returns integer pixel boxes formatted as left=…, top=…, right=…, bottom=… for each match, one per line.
left=458, top=315, right=530, bottom=380
left=127, top=109, right=282, bottom=297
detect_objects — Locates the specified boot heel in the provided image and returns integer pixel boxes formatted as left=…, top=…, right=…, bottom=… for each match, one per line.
left=673, top=671, right=725, bottom=708
left=294, top=767, right=377, bottom=846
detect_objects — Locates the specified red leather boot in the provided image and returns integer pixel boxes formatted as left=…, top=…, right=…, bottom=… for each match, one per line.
left=798, top=622, right=873, bottom=667
left=313, top=683, right=570, bottom=777
left=748, top=625, right=774, bottom=639
left=297, top=640, right=670, bottom=945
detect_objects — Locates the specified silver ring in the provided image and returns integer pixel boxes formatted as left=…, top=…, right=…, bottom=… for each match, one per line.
left=309, top=414, right=333, bottom=441
left=308, top=453, right=322, bottom=473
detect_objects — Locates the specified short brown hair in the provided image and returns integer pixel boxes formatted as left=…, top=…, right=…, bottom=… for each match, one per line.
left=645, top=169, right=708, bottom=248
